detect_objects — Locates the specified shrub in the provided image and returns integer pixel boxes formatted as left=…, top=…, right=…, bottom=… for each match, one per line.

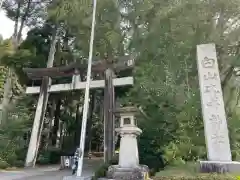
left=6, top=153, right=18, bottom=166
left=15, top=147, right=28, bottom=161
left=0, top=159, right=9, bottom=169
left=12, top=160, right=24, bottom=168
left=92, top=163, right=110, bottom=180
left=92, top=155, right=119, bottom=180
left=0, top=142, right=26, bottom=167
left=139, top=152, right=164, bottom=176
left=37, top=155, right=50, bottom=165
left=37, top=148, right=61, bottom=165
left=37, top=151, right=51, bottom=165
left=48, top=148, right=61, bottom=164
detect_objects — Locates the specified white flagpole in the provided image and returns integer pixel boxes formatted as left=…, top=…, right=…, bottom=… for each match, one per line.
left=76, top=0, right=97, bottom=177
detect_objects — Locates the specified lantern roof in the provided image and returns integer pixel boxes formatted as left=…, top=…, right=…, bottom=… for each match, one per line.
left=114, top=106, right=139, bottom=116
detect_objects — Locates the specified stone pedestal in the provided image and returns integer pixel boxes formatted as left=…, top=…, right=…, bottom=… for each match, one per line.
left=117, top=126, right=142, bottom=168
left=199, top=161, right=240, bottom=173
left=107, top=165, right=149, bottom=180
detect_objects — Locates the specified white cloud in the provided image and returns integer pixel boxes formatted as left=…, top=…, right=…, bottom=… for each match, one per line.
left=0, top=10, right=28, bottom=40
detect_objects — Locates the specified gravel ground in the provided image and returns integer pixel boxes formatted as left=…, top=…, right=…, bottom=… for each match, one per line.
left=0, top=159, right=102, bottom=180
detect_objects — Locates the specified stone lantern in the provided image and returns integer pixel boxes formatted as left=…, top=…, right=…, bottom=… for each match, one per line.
left=106, top=106, right=149, bottom=180
left=115, top=106, right=142, bottom=168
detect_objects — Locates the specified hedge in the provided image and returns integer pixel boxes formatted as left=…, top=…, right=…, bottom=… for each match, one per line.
left=153, top=174, right=236, bottom=180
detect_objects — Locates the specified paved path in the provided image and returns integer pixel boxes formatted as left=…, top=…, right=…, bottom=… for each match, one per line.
left=0, top=159, right=102, bottom=180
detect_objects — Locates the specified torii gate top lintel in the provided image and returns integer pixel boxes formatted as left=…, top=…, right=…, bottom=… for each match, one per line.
left=23, top=56, right=134, bottom=80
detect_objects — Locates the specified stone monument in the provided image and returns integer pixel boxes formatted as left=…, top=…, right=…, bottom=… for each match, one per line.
left=106, top=106, right=149, bottom=180
left=196, top=43, right=240, bottom=173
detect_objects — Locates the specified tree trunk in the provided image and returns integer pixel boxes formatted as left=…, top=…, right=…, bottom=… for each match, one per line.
left=86, top=92, right=96, bottom=154
left=17, top=0, right=32, bottom=44
left=52, top=99, right=61, bottom=146
left=12, top=1, right=20, bottom=48
left=46, top=100, right=55, bottom=149
left=74, top=103, right=82, bottom=147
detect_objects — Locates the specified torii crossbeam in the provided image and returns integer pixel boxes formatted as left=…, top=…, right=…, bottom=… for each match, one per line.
left=26, top=77, right=133, bottom=94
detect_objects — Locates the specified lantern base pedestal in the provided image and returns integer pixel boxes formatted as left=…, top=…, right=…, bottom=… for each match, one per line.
left=105, top=165, right=149, bottom=180
left=199, top=161, right=240, bottom=173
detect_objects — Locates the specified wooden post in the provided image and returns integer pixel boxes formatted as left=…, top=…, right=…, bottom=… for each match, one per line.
left=25, top=28, right=58, bottom=167
left=104, top=67, right=115, bottom=162
left=25, top=77, right=51, bottom=167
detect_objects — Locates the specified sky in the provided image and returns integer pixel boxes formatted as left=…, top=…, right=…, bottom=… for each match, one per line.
left=0, top=10, right=28, bottom=40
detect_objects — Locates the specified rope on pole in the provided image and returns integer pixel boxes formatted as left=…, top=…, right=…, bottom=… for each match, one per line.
left=76, top=0, right=98, bottom=177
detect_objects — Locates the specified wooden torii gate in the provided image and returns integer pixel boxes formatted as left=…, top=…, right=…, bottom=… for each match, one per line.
left=23, top=56, right=134, bottom=167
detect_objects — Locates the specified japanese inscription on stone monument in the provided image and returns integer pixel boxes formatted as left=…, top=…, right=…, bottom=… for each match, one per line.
left=197, top=44, right=232, bottom=161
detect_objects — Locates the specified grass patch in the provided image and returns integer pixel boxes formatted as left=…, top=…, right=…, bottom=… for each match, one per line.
left=153, top=174, right=236, bottom=180
left=154, top=162, right=239, bottom=179
left=156, top=162, right=199, bottom=177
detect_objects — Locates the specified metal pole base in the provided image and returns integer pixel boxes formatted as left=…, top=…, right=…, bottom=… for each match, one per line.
left=63, top=175, right=92, bottom=180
